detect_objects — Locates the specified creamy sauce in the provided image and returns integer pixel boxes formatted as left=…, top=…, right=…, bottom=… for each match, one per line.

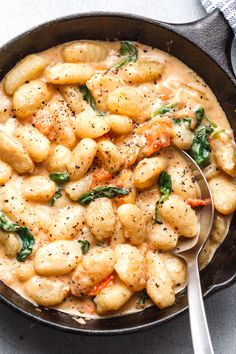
left=0, top=40, right=235, bottom=319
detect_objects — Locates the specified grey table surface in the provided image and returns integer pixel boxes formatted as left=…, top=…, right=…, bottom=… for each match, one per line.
left=0, top=1, right=235, bottom=353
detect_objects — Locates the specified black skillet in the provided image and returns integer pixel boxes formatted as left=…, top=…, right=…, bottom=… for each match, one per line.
left=0, top=9, right=235, bottom=335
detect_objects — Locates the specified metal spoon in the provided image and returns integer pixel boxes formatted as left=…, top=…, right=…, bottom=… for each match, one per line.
left=174, top=149, right=214, bottom=354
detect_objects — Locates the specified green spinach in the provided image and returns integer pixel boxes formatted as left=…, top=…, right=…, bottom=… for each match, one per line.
left=49, top=172, right=70, bottom=206
left=108, top=42, right=138, bottom=71
left=154, top=172, right=172, bottom=224
left=78, top=240, right=90, bottom=255
left=136, top=292, right=149, bottom=308
left=77, top=186, right=129, bottom=205
left=49, top=172, right=70, bottom=184
left=194, top=106, right=204, bottom=128
left=173, top=117, right=192, bottom=127
left=153, top=102, right=177, bottom=117
left=190, top=126, right=213, bottom=167
left=194, top=107, right=217, bottom=129
left=49, top=186, right=63, bottom=206
left=0, top=211, right=18, bottom=232
left=80, top=84, right=105, bottom=116
left=16, top=227, right=35, bottom=262
left=0, top=211, right=34, bottom=262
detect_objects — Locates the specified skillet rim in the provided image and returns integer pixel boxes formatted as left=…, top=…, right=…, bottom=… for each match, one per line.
left=0, top=10, right=235, bottom=335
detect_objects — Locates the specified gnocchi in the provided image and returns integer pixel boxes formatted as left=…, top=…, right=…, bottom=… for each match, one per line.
left=121, top=61, right=164, bottom=84
left=0, top=39, right=234, bottom=319
left=1, top=181, right=39, bottom=229
left=0, top=160, right=12, bottom=185
left=45, top=144, right=72, bottom=172
left=209, top=176, right=236, bottom=214
left=147, top=222, right=179, bottom=251
left=85, top=198, right=116, bottom=240
left=13, top=80, right=53, bottom=119
left=160, top=253, right=187, bottom=289
left=49, top=206, right=85, bottom=241
left=48, top=97, right=76, bottom=148
left=15, top=125, right=51, bottom=162
left=86, top=73, right=124, bottom=111
left=65, top=174, right=92, bottom=201
left=167, top=150, right=199, bottom=200
left=23, top=176, right=56, bottom=202
left=46, top=63, right=95, bottom=84
left=74, top=109, right=110, bottom=139
left=4, top=54, right=47, bottom=95
left=59, top=85, right=83, bottom=114
left=97, top=139, right=123, bottom=173
left=0, top=90, right=12, bottom=123
left=107, top=87, right=150, bottom=122
left=114, top=244, right=146, bottom=291
left=16, top=263, right=35, bottom=282
left=67, top=138, right=97, bottom=181
left=71, top=246, right=116, bottom=296
left=94, top=281, right=132, bottom=315
left=172, top=122, right=194, bottom=150
left=0, top=131, right=34, bottom=174
left=134, top=156, right=168, bottom=189
left=117, top=203, right=147, bottom=245
left=34, top=240, right=82, bottom=276
left=24, top=276, right=70, bottom=307
left=105, top=114, right=133, bottom=135
left=63, top=42, right=108, bottom=63
left=211, top=130, right=236, bottom=177
left=159, top=194, right=199, bottom=237
left=0, top=231, right=21, bottom=258
left=146, top=250, right=175, bottom=309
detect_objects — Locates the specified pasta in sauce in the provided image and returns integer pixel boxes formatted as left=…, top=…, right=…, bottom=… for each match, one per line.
left=0, top=40, right=235, bottom=318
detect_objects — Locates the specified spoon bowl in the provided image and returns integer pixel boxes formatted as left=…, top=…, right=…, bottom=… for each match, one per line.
left=173, top=149, right=215, bottom=354
left=174, top=149, right=214, bottom=255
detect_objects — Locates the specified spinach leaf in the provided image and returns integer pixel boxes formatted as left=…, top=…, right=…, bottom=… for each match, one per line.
left=173, top=117, right=192, bottom=127
left=49, top=172, right=70, bottom=206
left=80, top=84, right=105, bottom=116
left=49, top=172, right=70, bottom=184
left=78, top=240, right=90, bottom=255
left=154, top=172, right=172, bottom=224
left=0, top=211, right=34, bottom=262
left=172, top=118, right=181, bottom=124
left=0, top=211, right=19, bottom=232
left=136, top=292, right=149, bottom=308
left=195, top=107, right=217, bottom=129
left=153, top=102, right=177, bottom=117
left=108, top=42, right=138, bottom=71
left=78, top=186, right=129, bottom=205
left=49, top=186, right=63, bottom=206
left=194, top=107, right=204, bottom=128
left=191, top=126, right=213, bottom=167
left=159, top=171, right=172, bottom=196
left=110, top=56, right=132, bottom=70
left=119, top=41, right=138, bottom=58
left=16, top=227, right=35, bottom=262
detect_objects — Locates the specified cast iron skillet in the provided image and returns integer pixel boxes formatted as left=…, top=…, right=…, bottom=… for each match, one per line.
left=0, top=9, right=235, bottom=335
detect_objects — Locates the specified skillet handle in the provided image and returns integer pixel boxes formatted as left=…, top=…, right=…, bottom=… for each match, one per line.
left=164, top=9, right=235, bottom=81
left=187, top=258, right=214, bottom=354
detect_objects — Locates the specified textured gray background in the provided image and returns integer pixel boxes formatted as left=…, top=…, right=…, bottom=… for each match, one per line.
left=0, top=1, right=235, bottom=353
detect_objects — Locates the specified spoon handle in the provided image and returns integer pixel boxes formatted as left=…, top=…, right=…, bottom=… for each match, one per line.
left=187, top=258, right=214, bottom=354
